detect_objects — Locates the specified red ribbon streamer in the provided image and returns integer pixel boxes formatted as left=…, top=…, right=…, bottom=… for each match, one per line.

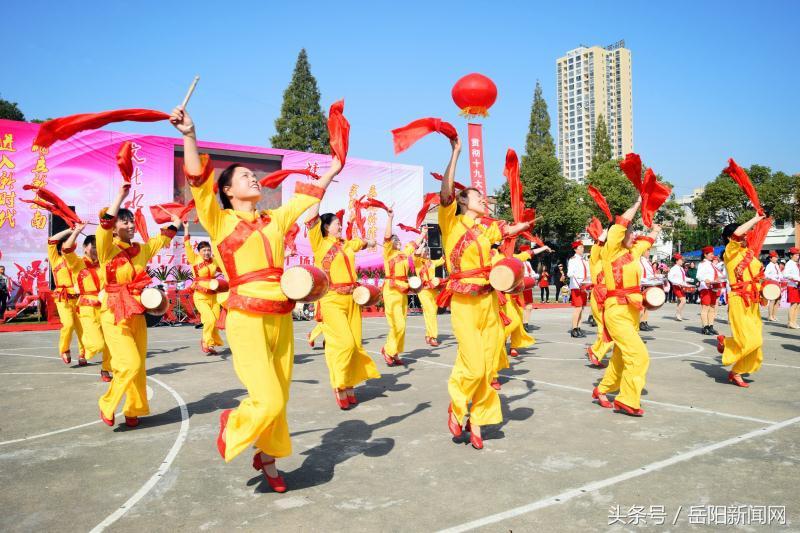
left=149, top=200, right=196, bottom=224
left=431, top=172, right=465, bottom=191
left=259, top=168, right=320, bottom=189
left=328, top=99, right=350, bottom=167
left=391, top=118, right=458, bottom=154
left=116, top=141, right=134, bottom=184
left=587, top=185, right=613, bottom=221
left=19, top=185, right=82, bottom=227
left=415, top=192, right=440, bottom=229
left=587, top=216, right=603, bottom=241
left=724, top=158, right=764, bottom=215
left=398, top=223, right=421, bottom=234
left=34, top=109, right=170, bottom=148
left=134, top=207, right=150, bottom=241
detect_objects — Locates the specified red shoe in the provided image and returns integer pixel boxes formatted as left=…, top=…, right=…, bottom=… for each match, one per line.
left=201, top=341, right=214, bottom=355
left=586, top=347, right=605, bottom=368
left=447, top=404, right=462, bottom=438
left=393, top=356, right=404, bottom=367
left=613, top=399, right=644, bottom=417
left=100, top=410, right=114, bottom=426
left=509, top=349, right=519, bottom=358
left=716, top=335, right=725, bottom=354
left=217, top=409, right=232, bottom=460
left=61, top=351, right=71, bottom=365
left=425, top=336, right=431, bottom=345
left=334, top=390, right=350, bottom=410
left=253, top=453, right=287, bottom=493
left=429, top=338, right=440, bottom=347
left=728, top=371, right=750, bottom=388
left=78, top=354, right=88, bottom=366
left=125, top=416, right=139, bottom=428
left=381, top=347, right=395, bottom=366
left=307, top=332, right=315, bottom=349
left=100, top=370, right=112, bottom=382
left=592, top=386, right=612, bottom=408
left=490, top=378, right=501, bottom=390
left=347, top=393, right=358, bottom=405
left=465, top=420, right=483, bottom=450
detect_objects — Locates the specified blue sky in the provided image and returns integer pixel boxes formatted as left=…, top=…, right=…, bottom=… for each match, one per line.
left=6, top=0, right=798, bottom=198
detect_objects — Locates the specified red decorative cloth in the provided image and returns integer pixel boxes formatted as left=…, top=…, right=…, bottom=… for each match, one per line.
left=415, top=192, right=440, bottom=228
left=746, top=217, right=773, bottom=256
left=358, top=197, right=390, bottom=212
left=34, top=109, right=170, bottom=148
left=134, top=208, right=150, bottom=241
left=19, top=185, right=82, bottom=227
left=431, top=172, right=466, bottom=191
left=619, top=153, right=670, bottom=227
left=587, top=216, right=604, bottom=241
left=116, top=141, right=134, bottom=183
left=149, top=200, right=195, bottom=224
left=259, top=168, right=320, bottom=189
left=328, top=99, right=350, bottom=167
left=724, top=158, right=764, bottom=215
left=284, top=223, right=300, bottom=255
left=391, top=118, right=458, bottom=154
left=105, top=270, right=152, bottom=324
left=398, top=223, right=421, bottom=234
left=587, top=185, right=613, bottom=221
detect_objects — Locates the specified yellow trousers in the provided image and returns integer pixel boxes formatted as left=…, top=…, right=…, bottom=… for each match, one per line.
left=193, top=291, right=224, bottom=347
left=448, top=292, right=503, bottom=426
left=382, top=286, right=408, bottom=356
left=418, top=288, right=440, bottom=339
left=309, top=322, right=324, bottom=343
left=597, top=303, right=649, bottom=409
left=99, top=313, right=148, bottom=418
left=589, top=294, right=614, bottom=361
left=504, top=298, right=535, bottom=349
left=224, top=309, right=294, bottom=461
left=78, top=305, right=110, bottom=372
left=721, top=295, right=763, bottom=374
left=55, top=298, right=84, bottom=355
left=320, top=293, right=380, bottom=389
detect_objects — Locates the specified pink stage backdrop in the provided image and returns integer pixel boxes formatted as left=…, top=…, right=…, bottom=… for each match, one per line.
left=0, top=119, right=423, bottom=278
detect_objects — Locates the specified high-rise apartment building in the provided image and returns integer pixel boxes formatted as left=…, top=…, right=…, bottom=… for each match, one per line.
left=556, top=40, right=633, bottom=182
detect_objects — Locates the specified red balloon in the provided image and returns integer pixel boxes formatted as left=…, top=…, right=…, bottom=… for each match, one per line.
left=452, top=73, right=497, bottom=117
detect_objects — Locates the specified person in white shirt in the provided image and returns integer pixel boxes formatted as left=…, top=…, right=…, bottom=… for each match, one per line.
left=696, top=246, right=722, bottom=335
left=763, top=250, right=783, bottom=322
left=567, top=240, right=590, bottom=338
left=712, top=255, right=727, bottom=307
left=638, top=248, right=656, bottom=331
left=667, top=254, right=689, bottom=321
left=784, top=247, right=800, bottom=329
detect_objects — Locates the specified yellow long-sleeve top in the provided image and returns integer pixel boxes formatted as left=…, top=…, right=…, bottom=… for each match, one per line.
left=47, top=239, right=78, bottom=300
left=412, top=256, right=445, bottom=289
left=589, top=242, right=605, bottom=286
left=97, top=210, right=175, bottom=322
left=600, top=218, right=653, bottom=309
left=724, top=234, right=764, bottom=305
left=307, top=218, right=364, bottom=294
left=383, top=239, right=416, bottom=293
left=438, top=201, right=503, bottom=302
left=186, top=154, right=323, bottom=314
left=64, top=251, right=103, bottom=307
left=184, top=236, right=220, bottom=293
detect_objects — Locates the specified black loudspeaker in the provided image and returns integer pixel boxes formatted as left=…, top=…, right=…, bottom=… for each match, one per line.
left=49, top=209, right=75, bottom=289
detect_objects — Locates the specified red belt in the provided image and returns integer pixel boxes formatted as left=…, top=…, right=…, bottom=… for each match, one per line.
left=224, top=267, right=294, bottom=315
left=730, top=273, right=763, bottom=306
left=193, top=286, right=216, bottom=295
left=597, top=285, right=642, bottom=343
left=53, top=286, right=77, bottom=302
left=436, top=267, right=492, bottom=307
left=330, top=282, right=357, bottom=295
left=105, top=275, right=151, bottom=324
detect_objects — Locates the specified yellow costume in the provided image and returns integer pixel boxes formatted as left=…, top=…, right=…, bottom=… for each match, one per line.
left=188, top=155, right=323, bottom=461
left=412, top=255, right=445, bottom=340
left=588, top=241, right=614, bottom=362
left=64, top=251, right=110, bottom=372
left=308, top=321, right=324, bottom=345
left=96, top=215, right=175, bottom=420
left=308, top=219, right=380, bottom=389
left=47, top=239, right=84, bottom=356
left=382, top=240, right=416, bottom=357
left=596, top=219, right=653, bottom=410
left=184, top=236, right=224, bottom=350
left=720, top=235, right=763, bottom=374
left=438, top=201, right=504, bottom=426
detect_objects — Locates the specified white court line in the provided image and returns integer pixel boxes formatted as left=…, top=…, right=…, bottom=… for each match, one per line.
left=0, top=337, right=199, bottom=352
left=89, top=375, right=189, bottom=533
left=438, top=414, right=800, bottom=533
left=0, top=352, right=61, bottom=360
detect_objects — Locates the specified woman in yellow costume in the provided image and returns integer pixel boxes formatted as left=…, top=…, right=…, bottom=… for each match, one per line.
left=586, top=228, right=614, bottom=368
left=62, top=224, right=112, bottom=381
left=306, top=311, right=324, bottom=349
left=172, top=106, right=340, bottom=493
left=380, top=209, right=425, bottom=366
left=412, top=232, right=445, bottom=346
left=182, top=221, right=225, bottom=355
left=305, top=207, right=380, bottom=409
left=438, top=138, right=532, bottom=449
left=97, top=187, right=180, bottom=429
left=591, top=197, right=662, bottom=416
left=715, top=213, right=767, bottom=388
left=47, top=227, right=85, bottom=365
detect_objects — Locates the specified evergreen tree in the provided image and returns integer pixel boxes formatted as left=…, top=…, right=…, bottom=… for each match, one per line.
left=591, top=114, right=612, bottom=171
left=270, top=49, right=330, bottom=154
left=0, top=97, right=25, bottom=121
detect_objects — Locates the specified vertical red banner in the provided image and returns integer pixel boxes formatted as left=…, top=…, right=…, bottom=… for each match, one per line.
left=467, top=123, right=486, bottom=196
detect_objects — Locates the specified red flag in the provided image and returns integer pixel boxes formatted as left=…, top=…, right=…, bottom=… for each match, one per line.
left=358, top=197, right=390, bottom=212
left=415, top=192, right=440, bottom=228
left=149, top=200, right=195, bottom=224
left=116, top=141, right=134, bottom=184
left=259, top=168, right=320, bottom=189
left=723, top=158, right=764, bottom=215
left=640, top=168, right=671, bottom=228
left=328, top=99, right=350, bottom=167
left=391, top=118, right=458, bottom=154
left=134, top=208, right=150, bottom=241
left=398, top=223, right=421, bottom=234
left=19, top=185, right=82, bottom=227
left=587, top=216, right=604, bottom=241
left=619, top=153, right=643, bottom=192
left=746, top=217, right=772, bottom=256
left=284, top=223, right=300, bottom=255
left=33, top=109, right=170, bottom=148
left=587, top=185, right=612, bottom=221
left=431, top=172, right=466, bottom=191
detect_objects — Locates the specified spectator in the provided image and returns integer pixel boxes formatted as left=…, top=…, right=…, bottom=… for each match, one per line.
left=0, top=265, right=10, bottom=319
left=553, top=263, right=566, bottom=302
left=687, top=261, right=698, bottom=304
left=538, top=265, right=550, bottom=303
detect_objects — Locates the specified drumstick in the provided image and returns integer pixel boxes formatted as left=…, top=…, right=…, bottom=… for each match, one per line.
left=181, top=76, right=200, bottom=109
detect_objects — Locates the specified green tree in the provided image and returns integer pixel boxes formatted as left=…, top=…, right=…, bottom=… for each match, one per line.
left=591, top=114, right=612, bottom=171
left=494, top=81, right=590, bottom=246
left=270, top=49, right=329, bottom=154
left=0, top=97, right=25, bottom=121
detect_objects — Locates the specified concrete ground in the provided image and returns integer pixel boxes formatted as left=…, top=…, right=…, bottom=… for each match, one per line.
left=0, top=305, right=798, bottom=532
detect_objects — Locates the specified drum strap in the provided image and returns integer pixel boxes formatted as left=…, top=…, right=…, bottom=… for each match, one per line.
left=600, top=286, right=642, bottom=343
left=52, top=258, right=76, bottom=301
left=322, top=240, right=357, bottom=293
left=437, top=221, right=491, bottom=307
